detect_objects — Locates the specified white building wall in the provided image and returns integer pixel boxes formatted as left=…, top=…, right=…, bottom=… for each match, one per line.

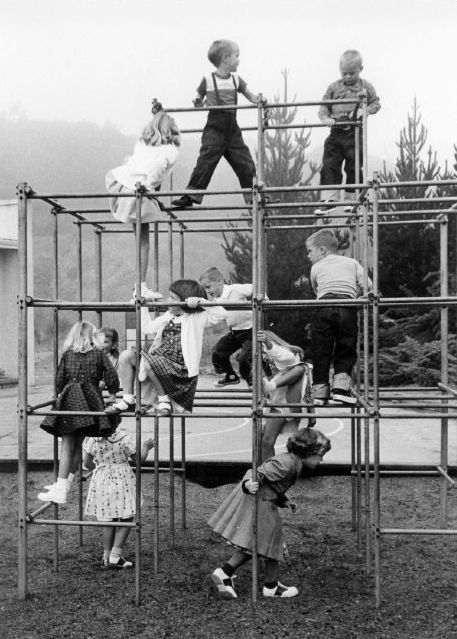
left=0, top=199, right=34, bottom=384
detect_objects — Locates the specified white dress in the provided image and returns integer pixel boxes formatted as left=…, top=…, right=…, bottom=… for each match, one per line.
left=84, top=433, right=138, bottom=521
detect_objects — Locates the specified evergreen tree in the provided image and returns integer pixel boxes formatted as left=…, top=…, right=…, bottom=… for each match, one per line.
left=222, top=71, right=319, bottom=347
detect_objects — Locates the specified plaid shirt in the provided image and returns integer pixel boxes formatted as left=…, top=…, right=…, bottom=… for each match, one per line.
left=318, top=77, right=380, bottom=122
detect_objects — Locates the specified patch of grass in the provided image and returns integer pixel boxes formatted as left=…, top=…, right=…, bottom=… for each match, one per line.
left=2, top=472, right=457, bottom=638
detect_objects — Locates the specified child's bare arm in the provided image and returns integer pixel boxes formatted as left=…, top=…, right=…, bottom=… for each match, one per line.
left=83, top=452, right=95, bottom=471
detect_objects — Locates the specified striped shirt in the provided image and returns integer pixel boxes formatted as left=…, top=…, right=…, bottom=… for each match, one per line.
left=196, top=72, right=248, bottom=107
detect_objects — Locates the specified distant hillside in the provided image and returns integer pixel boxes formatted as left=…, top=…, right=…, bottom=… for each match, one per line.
left=0, top=114, right=386, bottom=347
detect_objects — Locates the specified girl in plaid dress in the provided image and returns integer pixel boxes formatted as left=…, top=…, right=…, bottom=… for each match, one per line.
left=107, top=279, right=227, bottom=416
left=38, top=321, right=120, bottom=504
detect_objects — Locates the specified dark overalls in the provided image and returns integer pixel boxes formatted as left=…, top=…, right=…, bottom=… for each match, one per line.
left=186, top=73, right=256, bottom=203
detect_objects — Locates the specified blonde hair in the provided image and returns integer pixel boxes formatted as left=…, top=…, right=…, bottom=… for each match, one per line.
left=340, top=50, right=363, bottom=68
left=62, top=321, right=99, bottom=354
left=140, top=112, right=180, bottom=147
left=199, top=266, right=224, bottom=283
left=307, top=229, right=338, bottom=253
left=207, top=40, right=237, bottom=67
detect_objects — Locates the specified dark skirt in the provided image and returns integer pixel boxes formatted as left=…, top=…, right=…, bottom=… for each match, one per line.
left=208, top=471, right=284, bottom=562
left=40, top=380, right=118, bottom=437
left=141, top=350, right=198, bottom=412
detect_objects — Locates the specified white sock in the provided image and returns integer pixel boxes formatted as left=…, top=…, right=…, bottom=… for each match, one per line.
left=56, top=477, right=67, bottom=490
left=158, top=395, right=170, bottom=403
left=110, top=547, right=122, bottom=562
left=123, top=394, right=135, bottom=404
left=67, top=472, right=75, bottom=486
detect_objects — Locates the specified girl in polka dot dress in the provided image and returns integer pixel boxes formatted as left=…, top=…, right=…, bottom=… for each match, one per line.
left=83, top=427, right=154, bottom=568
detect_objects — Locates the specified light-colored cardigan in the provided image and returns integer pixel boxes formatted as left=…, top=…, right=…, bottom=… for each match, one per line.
left=139, top=306, right=227, bottom=378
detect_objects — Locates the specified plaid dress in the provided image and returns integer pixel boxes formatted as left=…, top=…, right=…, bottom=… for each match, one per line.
left=141, top=319, right=198, bottom=412
left=40, top=350, right=120, bottom=437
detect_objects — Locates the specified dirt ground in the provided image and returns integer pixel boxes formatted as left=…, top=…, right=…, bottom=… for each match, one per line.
left=2, top=471, right=457, bottom=639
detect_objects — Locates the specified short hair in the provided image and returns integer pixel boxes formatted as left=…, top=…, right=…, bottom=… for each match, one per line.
left=286, top=428, right=331, bottom=458
left=307, top=229, right=339, bottom=252
left=62, top=321, right=98, bottom=354
left=140, top=112, right=180, bottom=147
left=207, top=40, right=237, bottom=67
left=169, top=279, right=207, bottom=314
left=199, top=266, right=224, bottom=283
left=100, top=326, right=119, bottom=357
left=340, top=50, right=363, bottom=67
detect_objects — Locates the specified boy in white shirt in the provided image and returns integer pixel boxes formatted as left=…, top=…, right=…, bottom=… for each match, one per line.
left=199, top=266, right=253, bottom=387
left=306, top=229, right=372, bottom=405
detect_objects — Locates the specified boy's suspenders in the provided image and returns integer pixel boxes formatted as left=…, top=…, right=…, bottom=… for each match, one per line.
left=211, top=73, right=238, bottom=106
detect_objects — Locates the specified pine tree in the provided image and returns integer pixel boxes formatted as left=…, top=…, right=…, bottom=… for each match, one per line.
left=222, top=71, right=320, bottom=347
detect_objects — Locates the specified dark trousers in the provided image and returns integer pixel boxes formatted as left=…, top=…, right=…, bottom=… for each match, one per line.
left=320, top=128, right=362, bottom=192
left=187, top=111, right=256, bottom=203
left=310, top=304, right=358, bottom=386
left=212, top=329, right=252, bottom=383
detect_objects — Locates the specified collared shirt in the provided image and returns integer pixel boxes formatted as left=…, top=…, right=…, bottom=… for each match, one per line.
left=215, top=283, right=252, bottom=330
left=318, top=78, right=381, bottom=122
left=310, top=254, right=372, bottom=299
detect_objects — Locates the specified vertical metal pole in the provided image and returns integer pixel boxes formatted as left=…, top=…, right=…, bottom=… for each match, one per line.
left=439, top=216, right=449, bottom=527
left=17, top=183, right=28, bottom=600
left=354, top=127, right=360, bottom=203
left=179, top=229, right=185, bottom=279
left=249, top=94, right=266, bottom=604
left=76, top=222, right=84, bottom=546
left=361, top=97, right=368, bottom=186
left=362, top=201, right=371, bottom=568
left=52, top=211, right=60, bottom=570
left=77, top=222, right=83, bottom=322
left=153, top=414, right=159, bottom=574
left=169, top=415, right=175, bottom=545
left=181, top=416, right=187, bottom=530
left=154, top=221, right=159, bottom=295
left=134, top=183, right=143, bottom=605
left=95, top=229, right=103, bottom=328
left=168, top=219, right=173, bottom=284
left=371, top=174, right=381, bottom=607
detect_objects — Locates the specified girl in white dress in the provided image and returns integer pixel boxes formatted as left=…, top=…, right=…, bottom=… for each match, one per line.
left=83, top=428, right=154, bottom=568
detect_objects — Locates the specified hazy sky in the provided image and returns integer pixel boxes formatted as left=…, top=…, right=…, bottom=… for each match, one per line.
left=2, top=0, right=457, bottom=167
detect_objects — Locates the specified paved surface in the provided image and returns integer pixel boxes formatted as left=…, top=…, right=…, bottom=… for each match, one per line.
left=2, top=377, right=457, bottom=466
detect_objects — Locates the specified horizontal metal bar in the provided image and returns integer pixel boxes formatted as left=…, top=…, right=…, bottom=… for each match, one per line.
left=380, top=528, right=457, bottom=535
left=28, top=518, right=136, bottom=527
left=164, top=98, right=363, bottom=114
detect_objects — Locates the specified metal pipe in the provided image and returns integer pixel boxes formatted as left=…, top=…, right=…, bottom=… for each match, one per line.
left=181, top=416, right=186, bottom=530
left=95, top=229, right=103, bottom=327
left=17, top=182, right=28, bottom=600
left=440, top=217, right=449, bottom=527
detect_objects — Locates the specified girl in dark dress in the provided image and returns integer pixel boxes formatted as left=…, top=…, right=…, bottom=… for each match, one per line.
left=209, top=428, right=331, bottom=599
left=38, top=321, right=120, bottom=504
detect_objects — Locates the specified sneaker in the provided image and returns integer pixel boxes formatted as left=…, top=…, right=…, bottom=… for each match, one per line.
left=262, top=583, right=298, bottom=598
left=171, top=195, right=195, bottom=208
left=37, top=485, right=67, bottom=504
left=109, top=556, right=133, bottom=569
left=331, top=388, right=357, bottom=405
left=130, top=285, right=163, bottom=303
left=105, top=399, right=136, bottom=414
left=155, top=401, right=172, bottom=416
left=314, top=200, right=336, bottom=217
left=211, top=568, right=237, bottom=599
left=44, top=478, right=73, bottom=491
left=214, top=374, right=241, bottom=388
left=100, top=556, right=110, bottom=569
